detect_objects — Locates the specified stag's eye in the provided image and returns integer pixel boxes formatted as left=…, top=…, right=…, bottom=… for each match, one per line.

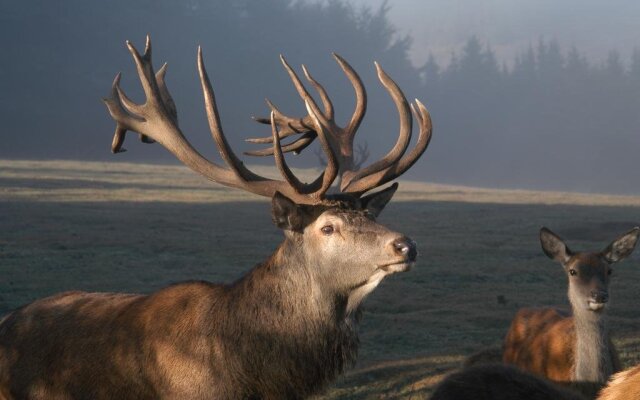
left=569, top=269, right=577, bottom=276
left=321, top=225, right=334, bottom=235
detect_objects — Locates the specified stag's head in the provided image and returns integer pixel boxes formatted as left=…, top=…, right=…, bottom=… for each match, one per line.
left=103, top=36, right=432, bottom=309
left=270, top=185, right=416, bottom=312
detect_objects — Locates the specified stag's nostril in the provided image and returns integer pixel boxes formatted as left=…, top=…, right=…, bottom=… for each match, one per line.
left=591, top=291, right=609, bottom=304
left=394, top=242, right=409, bottom=254
left=392, top=237, right=417, bottom=261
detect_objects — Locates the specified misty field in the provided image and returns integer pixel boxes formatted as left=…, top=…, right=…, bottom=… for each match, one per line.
left=1, top=159, right=640, bottom=398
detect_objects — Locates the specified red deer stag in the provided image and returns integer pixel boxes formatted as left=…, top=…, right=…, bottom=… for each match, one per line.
left=503, top=227, right=639, bottom=388
left=0, top=37, right=432, bottom=400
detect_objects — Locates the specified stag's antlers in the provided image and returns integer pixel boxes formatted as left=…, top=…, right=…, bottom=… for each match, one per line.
left=245, top=53, right=432, bottom=194
left=104, top=36, right=432, bottom=203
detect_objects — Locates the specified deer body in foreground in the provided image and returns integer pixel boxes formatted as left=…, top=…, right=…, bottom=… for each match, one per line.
left=597, top=364, right=640, bottom=400
left=430, top=364, right=588, bottom=400
left=503, top=227, right=640, bottom=387
left=431, top=362, right=640, bottom=400
left=0, top=37, right=432, bottom=399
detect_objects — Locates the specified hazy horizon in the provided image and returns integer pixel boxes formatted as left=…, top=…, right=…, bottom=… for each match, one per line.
left=348, top=0, right=640, bottom=67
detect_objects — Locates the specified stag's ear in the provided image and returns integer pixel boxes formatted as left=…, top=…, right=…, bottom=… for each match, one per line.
left=271, top=192, right=305, bottom=231
left=601, top=227, right=640, bottom=264
left=361, top=183, right=399, bottom=218
left=540, top=227, right=573, bottom=264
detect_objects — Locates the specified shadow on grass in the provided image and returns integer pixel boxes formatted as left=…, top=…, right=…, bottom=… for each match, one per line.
left=318, top=355, right=463, bottom=399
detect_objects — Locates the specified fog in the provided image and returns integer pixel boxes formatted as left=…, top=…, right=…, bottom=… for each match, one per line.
left=351, top=0, right=640, bottom=67
left=1, top=0, right=639, bottom=194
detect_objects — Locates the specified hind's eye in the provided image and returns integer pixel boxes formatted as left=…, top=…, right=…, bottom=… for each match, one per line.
left=569, top=269, right=577, bottom=276
left=321, top=225, right=334, bottom=235
left=608, top=269, right=613, bottom=276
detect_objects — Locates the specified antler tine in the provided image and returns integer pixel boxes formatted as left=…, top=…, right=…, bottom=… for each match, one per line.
left=111, top=127, right=128, bottom=153
left=279, top=56, right=332, bottom=130
left=270, top=112, right=308, bottom=193
left=243, top=56, right=338, bottom=157
left=245, top=54, right=364, bottom=160
left=301, top=65, right=334, bottom=121
left=290, top=133, right=317, bottom=155
left=125, top=62, right=176, bottom=146
left=156, top=63, right=178, bottom=124
left=340, top=62, right=412, bottom=191
left=258, top=106, right=338, bottom=199
left=268, top=98, right=341, bottom=200
left=246, top=100, right=313, bottom=144
left=244, top=132, right=316, bottom=156
left=112, top=76, right=145, bottom=118
left=125, top=38, right=162, bottom=109
left=104, top=73, right=143, bottom=153
left=305, top=100, right=339, bottom=198
left=143, top=35, right=152, bottom=59
left=343, top=100, right=432, bottom=194
left=197, top=46, right=261, bottom=182
left=332, top=53, right=366, bottom=137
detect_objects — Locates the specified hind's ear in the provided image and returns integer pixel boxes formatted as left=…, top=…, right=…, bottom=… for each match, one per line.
left=602, top=227, right=640, bottom=264
left=271, top=192, right=305, bottom=231
left=360, top=183, right=399, bottom=218
left=540, top=227, right=572, bottom=264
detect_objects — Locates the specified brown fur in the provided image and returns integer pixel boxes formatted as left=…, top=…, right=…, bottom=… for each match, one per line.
left=503, top=307, right=576, bottom=381
left=597, top=365, right=640, bottom=400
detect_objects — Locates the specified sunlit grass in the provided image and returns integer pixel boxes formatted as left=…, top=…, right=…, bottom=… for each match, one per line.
left=3, top=159, right=640, bottom=206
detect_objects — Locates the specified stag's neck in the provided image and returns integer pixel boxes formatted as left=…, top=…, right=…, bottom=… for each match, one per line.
left=222, top=239, right=358, bottom=397
left=572, top=307, right=613, bottom=383
left=234, top=240, right=339, bottom=319
left=228, top=237, right=357, bottom=346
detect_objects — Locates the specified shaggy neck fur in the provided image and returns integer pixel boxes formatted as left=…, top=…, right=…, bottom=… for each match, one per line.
left=572, top=306, right=613, bottom=383
left=221, top=238, right=359, bottom=399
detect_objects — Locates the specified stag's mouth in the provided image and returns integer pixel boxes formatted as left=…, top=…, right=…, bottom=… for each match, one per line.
left=378, top=260, right=415, bottom=273
left=346, top=261, right=414, bottom=314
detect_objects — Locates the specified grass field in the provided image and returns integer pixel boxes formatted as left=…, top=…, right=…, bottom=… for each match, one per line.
left=1, top=159, right=640, bottom=398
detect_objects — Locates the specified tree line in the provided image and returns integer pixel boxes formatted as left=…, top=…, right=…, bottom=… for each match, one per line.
left=419, top=36, right=640, bottom=193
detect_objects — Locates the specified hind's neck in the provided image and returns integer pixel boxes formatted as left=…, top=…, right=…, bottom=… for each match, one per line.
left=573, top=308, right=613, bottom=383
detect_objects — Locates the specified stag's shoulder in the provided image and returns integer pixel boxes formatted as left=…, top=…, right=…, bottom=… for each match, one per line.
left=134, top=281, right=226, bottom=328
left=147, top=280, right=224, bottom=302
